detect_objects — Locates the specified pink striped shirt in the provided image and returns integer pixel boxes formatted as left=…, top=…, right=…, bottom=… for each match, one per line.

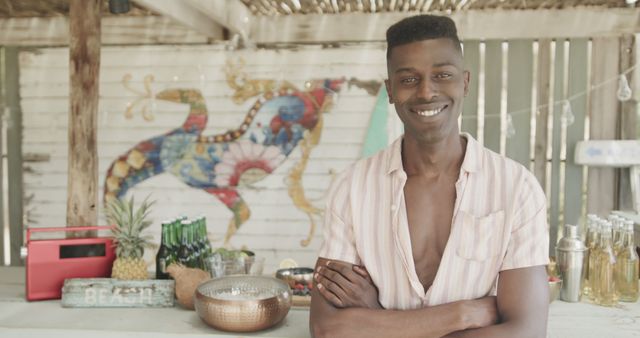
left=319, top=133, right=549, bottom=309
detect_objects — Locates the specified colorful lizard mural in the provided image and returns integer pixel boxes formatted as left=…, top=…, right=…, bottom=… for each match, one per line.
left=104, top=61, right=345, bottom=246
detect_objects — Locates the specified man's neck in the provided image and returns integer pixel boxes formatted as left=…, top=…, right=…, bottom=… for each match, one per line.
left=401, top=133, right=466, bottom=178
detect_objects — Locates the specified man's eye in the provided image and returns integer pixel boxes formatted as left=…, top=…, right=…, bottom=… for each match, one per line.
left=435, top=73, right=453, bottom=79
left=400, top=77, right=418, bottom=84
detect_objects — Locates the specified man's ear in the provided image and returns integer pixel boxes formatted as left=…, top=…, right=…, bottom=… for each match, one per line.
left=384, top=79, right=393, bottom=103
left=463, top=70, right=470, bottom=97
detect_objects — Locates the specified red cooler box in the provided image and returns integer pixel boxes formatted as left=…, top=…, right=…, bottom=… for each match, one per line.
left=24, top=226, right=115, bottom=301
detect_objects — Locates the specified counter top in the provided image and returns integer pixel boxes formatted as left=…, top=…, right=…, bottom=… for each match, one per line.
left=1, top=267, right=639, bottom=337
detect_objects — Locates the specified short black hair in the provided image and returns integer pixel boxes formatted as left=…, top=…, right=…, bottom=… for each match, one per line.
left=386, top=14, right=461, bottom=60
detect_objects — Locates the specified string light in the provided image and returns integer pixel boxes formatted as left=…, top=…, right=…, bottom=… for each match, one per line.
left=463, top=63, right=637, bottom=137
left=506, top=113, right=516, bottom=138
left=617, top=74, right=632, bottom=101
left=561, top=100, right=575, bottom=126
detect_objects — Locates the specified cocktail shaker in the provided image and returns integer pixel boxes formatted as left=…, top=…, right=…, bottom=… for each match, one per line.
left=556, top=224, right=588, bottom=302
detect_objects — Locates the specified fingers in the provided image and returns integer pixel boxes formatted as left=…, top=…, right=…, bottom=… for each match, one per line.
left=316, top=283, right=344, bottom=308
left=353, top=265, right=373, bottom=283
left=315, top=267, right=353, bottom=302
left=324, top=260, right=359, bottom=283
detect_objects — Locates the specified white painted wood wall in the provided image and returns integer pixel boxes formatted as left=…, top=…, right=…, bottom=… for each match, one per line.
left=20, top=44, right=390, bottom=273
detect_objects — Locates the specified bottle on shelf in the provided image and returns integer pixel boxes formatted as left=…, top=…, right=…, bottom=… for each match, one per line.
left=594, top=220, right=618, bottom=307
left=583, top=214, right=599, bottom=297
left=155, top=221, right=172, bottom=280
left=615, top=219, right=639, bottom=302
left=609, top=214, right=623, bottom=250
left=178, top=219, right=193, bottom=267
left=588, top=217, right=604, bottom=300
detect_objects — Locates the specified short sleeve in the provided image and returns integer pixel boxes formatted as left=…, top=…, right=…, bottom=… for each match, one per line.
left=317, top=170, right=360, bottom=265
left=500, top=172, right=550, bottom=271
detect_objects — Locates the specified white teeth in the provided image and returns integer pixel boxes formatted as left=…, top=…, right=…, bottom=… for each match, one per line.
left=415, top=108, right=442, bottom=117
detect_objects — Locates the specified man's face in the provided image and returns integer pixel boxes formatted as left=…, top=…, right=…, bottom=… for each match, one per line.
left=385, top=38, right=469, bottom=144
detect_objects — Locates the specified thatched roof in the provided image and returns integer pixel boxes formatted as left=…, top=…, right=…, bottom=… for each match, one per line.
left=1, top=0, right=636, bottom=19
left=240, top=0, right=638, bottom=15
left=0, top=0, right=637, bottom=46
left=0, top=0, right=155, bottom=18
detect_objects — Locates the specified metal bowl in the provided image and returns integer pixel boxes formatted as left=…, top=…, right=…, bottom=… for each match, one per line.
left=194, top=275, right=292, bottom=332
left=275, top=267, right=314, bottom=289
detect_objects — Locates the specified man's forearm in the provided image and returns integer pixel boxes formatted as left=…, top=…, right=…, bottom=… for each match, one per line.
left=311, top=300, right=469, bottom=338
left=445, top=267, right=550, bottom=338
left=443, top=321, right=546, bottom=338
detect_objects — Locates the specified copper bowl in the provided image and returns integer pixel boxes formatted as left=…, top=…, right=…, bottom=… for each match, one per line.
left=194, top=275, right=292, bottom=332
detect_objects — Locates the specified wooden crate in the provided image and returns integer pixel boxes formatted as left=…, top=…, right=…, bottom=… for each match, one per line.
left=61, top=278, right=175, bottom=308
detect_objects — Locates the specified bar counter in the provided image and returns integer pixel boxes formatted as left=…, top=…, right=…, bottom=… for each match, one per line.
left=1, top=267, right=638, bottom=337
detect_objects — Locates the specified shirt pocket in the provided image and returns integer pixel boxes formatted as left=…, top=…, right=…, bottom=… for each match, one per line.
left=456, top=210, right=505, bottom=261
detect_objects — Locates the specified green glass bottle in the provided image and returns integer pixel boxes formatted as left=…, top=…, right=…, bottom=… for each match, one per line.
left=172, top=217, right=182, bottom=258
left=167, top=219, right=178, bottom=265
left=195, top=217, right=210, bottom=269
left=178, top=220, right=192, bottom=267
left=155, top=221, right=171, bottom=279
left=200, top=216, right=212, bottom=257
left=189, top=221, right=201, bottom=268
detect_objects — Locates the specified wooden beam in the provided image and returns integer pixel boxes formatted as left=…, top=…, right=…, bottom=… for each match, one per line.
left=132, top=0, right=224, bottom=39
left=4, top=47, right=23, bottom=266
left=0, top=47, right=4, bottom=266
left=0, top=16, right=212, bottom=46
left=533, top=39, right=552, bottom=189
left=67, top=0, right=100, bottom=233
left=184, top=0, right=252, bottom=38
left=587, top=37, right=620, bottom=216
left=617, top=34, right=636, bottom=211
left=251, top=8, right=640, bottom=43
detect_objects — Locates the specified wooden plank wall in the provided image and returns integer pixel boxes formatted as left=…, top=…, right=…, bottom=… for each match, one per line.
left=464, top=38, right=633, bottom=255
left=505, top=40, right=533, bottom=167
left=19, top=44, right=388, bottom=271
left=564, top=39, right=589, bottom=230
left=587, top=38, right=620, bottom=217
left=15, top=37, right=636, bottom=266
left=617, top=34, right=637, bottom=211
left=483, top=41, right=503, bottom=153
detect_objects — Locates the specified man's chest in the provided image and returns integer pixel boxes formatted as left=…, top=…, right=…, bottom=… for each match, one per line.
left=403, top=177, right=457, bottom=290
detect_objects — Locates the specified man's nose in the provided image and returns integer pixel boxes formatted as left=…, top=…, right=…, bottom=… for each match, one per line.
left=416, top=79, right=438, bottom=101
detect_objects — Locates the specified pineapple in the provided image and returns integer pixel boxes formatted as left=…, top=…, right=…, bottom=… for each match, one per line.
left=105, top=196, right=154, bottom=280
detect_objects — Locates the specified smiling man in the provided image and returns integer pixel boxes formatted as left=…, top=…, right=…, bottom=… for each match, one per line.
left=309, top=14, right=550, bottom=338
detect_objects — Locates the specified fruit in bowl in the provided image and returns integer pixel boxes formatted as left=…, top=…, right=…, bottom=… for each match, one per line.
left=275, top=267, right=314, bottom=296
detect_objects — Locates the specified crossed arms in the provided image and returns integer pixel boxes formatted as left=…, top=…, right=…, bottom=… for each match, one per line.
left=309, top=258, right=549, bottom=338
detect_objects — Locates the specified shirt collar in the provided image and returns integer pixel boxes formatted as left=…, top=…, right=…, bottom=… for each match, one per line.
left=385, top=132, right=482, bottom=175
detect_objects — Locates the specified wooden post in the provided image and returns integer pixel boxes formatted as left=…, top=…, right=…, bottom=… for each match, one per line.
left=533, top=39, right=552, bottom=189
left=4, top=47, right=24, bottom=266
left=67, top=0, right=101, bottom=233
left=0, top=47, right=4, bottom=265
left=617, top=34, right=636, bottom=211
left=587, top=37, right=620, bottom=216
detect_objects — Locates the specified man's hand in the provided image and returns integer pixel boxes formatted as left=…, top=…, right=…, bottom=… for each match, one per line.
left=314, top=260, right=382, bottom=309
left=461, top=296, right=499, bottom=329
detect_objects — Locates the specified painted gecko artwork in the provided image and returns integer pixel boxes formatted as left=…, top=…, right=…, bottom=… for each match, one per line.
left=104, top=61, right=346, bottom=246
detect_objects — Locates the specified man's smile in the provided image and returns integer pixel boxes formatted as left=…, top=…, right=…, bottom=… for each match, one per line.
left=409, top=104, right=449, bottom=118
